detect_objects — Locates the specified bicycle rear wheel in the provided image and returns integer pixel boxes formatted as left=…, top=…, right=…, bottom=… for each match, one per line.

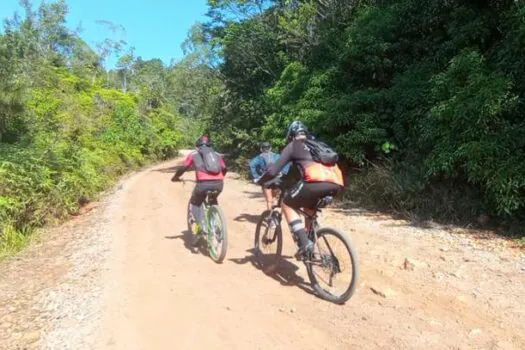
left=207, top=205, right=228, bottom=263
left=254, top=210, right=283, bottom=273
left=306, top=227, right=359, bottom=304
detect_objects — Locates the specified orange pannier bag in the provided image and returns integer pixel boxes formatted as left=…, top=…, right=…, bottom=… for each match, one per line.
left=304, top=162, right=344, bottom=186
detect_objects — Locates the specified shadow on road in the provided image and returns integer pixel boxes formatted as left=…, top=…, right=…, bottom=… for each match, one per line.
left=230, top=249, right=316, bottom=297
left=243, top=191, right=264, bottom=199
left=234, top=213, right=260, bottom=224
left=165, top=230, right=209, bottom=257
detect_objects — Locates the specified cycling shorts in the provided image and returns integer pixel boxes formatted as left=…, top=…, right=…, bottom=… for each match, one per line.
left=191, top=180, right=224, bottom=206
left=283, top=181, right=341, bottom=210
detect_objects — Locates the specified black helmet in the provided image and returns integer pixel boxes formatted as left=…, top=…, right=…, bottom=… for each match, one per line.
left=196, top=135, right=211, bottom=147
left=286, top=120, right=308, bottom=142
left=260, top=141, right=271, bottom=152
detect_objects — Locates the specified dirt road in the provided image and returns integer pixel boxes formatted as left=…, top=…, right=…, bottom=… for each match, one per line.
left=1, top=154, right=524, bottom=349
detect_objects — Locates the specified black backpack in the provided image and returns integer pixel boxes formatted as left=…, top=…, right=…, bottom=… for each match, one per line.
left=305, top=138, right=339, bottom=166
left=198, top=146, right=222, bottom=175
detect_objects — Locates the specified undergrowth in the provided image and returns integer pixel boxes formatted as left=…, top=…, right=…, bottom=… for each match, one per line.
left=342, top=159, right=525, bottom=237
left=0, top=71, right=182, bottom=258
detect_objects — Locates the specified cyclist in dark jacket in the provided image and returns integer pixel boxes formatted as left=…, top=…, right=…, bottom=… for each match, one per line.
left=256, top=121, right=344, bottom=259
left=249, top=141, right=290, bottom=211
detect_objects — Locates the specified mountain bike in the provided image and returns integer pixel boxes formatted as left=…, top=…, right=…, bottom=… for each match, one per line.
left=177, top=179, right=228, bottom=263
left=254, top=183, right=359, bottom=304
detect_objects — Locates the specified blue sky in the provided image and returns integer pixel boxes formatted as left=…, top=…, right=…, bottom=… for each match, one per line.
left=0, top=0, right=209, bottom=67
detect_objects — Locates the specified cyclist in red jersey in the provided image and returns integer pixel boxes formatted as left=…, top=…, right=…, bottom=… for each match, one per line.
left=172, top=135, right=227, bottom=238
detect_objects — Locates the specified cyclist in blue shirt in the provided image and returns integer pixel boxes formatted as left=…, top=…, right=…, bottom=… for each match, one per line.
left=250, top=141, right=290, bottom=212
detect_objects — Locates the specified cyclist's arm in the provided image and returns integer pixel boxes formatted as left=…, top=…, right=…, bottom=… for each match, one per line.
left=270, top=152, right=291, bottom=176
left=281, top=160, right=291, bottom=175
left=172, top=153, right=193, bottom=181
left=257, top=143, right=293, bottom=184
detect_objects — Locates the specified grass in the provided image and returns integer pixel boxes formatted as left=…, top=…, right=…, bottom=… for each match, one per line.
left=0, top=225, right=33, bottom=260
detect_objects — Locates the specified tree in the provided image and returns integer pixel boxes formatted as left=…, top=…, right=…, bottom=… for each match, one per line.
left=116, top=48, right=135, bottom=92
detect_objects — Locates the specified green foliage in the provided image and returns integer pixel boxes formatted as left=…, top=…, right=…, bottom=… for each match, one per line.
left=0, top=1, right=183, bottom=256
left=203, top=0, right=525, bottom=228
left=423, top=50, right=523, bottom=215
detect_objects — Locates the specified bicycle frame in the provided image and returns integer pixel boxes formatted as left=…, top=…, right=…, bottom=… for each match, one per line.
left=255, top=182, right=358, bottom=303
left=202, top=190, right=220, bottom=233
left=273, top=184, right=333, bottom=242
left=180, top=178, right=220, bottom=235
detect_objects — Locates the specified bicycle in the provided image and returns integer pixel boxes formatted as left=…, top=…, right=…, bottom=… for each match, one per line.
left=176, top=179, right=228, bottom=263
left=254, top=183, right=359, bottom=304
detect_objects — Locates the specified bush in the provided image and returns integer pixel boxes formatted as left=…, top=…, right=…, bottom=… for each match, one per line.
left=0, top=71, right=182, bottom=255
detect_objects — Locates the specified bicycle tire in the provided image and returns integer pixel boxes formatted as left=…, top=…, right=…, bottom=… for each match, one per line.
left=207, top=205, right=228, bottom=264
left=187, top=201, right=194, bottom=234
left=306, top=227, right=359, bottom=304
left=186, top=201, right=201, bottom=247
left=254, top=210, right=283, bottom=274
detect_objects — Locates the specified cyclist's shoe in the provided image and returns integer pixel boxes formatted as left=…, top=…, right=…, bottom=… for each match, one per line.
left=190, top=222, right=202, bottom=235
left=294, top=241, right=314, bottom=261
left=190, top=223, right=202, bottom=246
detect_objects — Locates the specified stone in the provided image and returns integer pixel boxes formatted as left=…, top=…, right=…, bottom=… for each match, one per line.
left=456, top=295, right=468, bottom=303
left=403, top=258, right=415, bottom=271
left=468, top=328, right=482, bottom=338
left=1, top=315, right=14, bottom=323
left=10, top=332, right=22, bottom=340
left=22, top=330, right=41, bottom=344
left=370, top=286, right=397, bottom=298
left=433, top=272, right=445, bottom=280
left=429, top=320, right=443, bottom=328
left=403, top=258, right=426, bottom=271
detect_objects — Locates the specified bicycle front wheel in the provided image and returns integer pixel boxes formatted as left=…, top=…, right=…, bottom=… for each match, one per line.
left=306, top=227, right=359, bottom=304
left=207, top=205, right=228, bottom=263
left=254, top=210, right=282, bottom=273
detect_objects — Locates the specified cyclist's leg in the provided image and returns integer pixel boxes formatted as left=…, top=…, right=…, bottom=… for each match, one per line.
left=282, top=182, right=310, bottom=253
left=190, top=184, right=207, bottom=231
left=205, top=180, right=224, bottom=205
left=262, top=186, right=273, bottom=211
left=283, top=182, right=341, bottom=255
left=191, top=181, right=224, bottom=229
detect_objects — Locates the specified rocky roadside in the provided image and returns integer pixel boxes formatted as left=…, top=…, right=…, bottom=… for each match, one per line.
left=0, top=176, right=131, bottom=350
